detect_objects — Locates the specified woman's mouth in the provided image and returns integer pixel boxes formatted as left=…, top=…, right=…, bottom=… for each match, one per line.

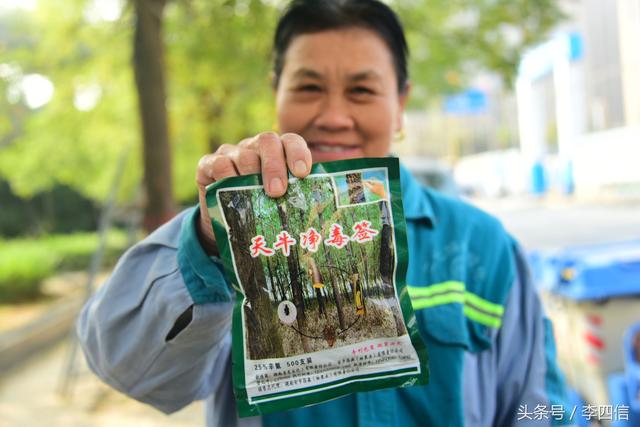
left=313, top=144, right=354, bottom=153
left=308, top=142, right=362, bottom=161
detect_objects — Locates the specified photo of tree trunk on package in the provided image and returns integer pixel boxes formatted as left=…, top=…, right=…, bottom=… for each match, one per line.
left=205, top=157, right=429, bottom=417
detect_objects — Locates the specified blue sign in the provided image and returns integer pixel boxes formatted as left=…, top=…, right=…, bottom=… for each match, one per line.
left=443, top=88, right=488, bottom=115
left=568, top=32, right=584, bottom=61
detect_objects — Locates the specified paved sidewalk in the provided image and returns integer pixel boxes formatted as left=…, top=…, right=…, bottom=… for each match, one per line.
left=0, top=339, right=204, bottom=427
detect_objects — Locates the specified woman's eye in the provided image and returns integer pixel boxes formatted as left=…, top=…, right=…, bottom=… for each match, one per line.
left=297, top=84, right=322, bottom=92
left=350, top=86, right=374, bottom=95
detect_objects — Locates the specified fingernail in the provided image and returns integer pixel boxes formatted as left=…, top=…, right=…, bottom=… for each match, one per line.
left=270, top=177, right=284, bottom=195
left=294, top=160, right=308, bottom=176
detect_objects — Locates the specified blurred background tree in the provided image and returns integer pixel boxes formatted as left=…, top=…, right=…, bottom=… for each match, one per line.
left=0, top=0, right=562, bottom=234
left=133, top=0, right=175, bottom=232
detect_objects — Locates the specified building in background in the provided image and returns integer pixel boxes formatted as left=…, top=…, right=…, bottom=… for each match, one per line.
left=401, top=0, right=640, bottom=198
left=618, top=0, right=640, bottom=126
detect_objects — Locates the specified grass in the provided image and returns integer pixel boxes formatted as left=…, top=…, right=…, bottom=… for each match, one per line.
left=0, top=231, right=129, bottom=303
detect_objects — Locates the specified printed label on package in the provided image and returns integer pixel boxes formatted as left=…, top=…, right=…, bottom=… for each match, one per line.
left=206, top=157, right=429, bottom=417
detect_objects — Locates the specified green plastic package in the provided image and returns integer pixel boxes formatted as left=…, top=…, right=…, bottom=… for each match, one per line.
left=205, top=157, right=429, bottom=417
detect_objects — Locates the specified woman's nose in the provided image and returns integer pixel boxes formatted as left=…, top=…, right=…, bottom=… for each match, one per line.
left=314, top=94, right=354, bottom=131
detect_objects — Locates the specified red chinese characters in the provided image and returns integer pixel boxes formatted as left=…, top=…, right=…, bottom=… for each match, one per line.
left=249, top=220, right=380, bottom=257
left=250, top=235, right=275, bottom=257
left=299, top=227, right=322, bottom=253
left=351, top=220, right=379, bottom=243
left=324, top=224, right=350, bottom=249
left=273, top=231, right=297, bottom=256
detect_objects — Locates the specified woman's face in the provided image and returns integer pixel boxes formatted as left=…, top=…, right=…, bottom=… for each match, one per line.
left=275, top=27, right=408, bottom=163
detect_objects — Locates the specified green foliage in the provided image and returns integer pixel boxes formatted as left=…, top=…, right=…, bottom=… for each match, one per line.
left=165, top=0, right=279, bottom=199
left=0, top=248, right=57, bottom=303
left=395, top=0, right=565, bottom=105
left=0, top=0, right=563, bottom=204
left=0, top=0, right=279, bottom=206
left=0, top=0, right=139, bottom=203
left=0, top=179, right=100, bottom=237
left=0, top=230, right=128, bottom=302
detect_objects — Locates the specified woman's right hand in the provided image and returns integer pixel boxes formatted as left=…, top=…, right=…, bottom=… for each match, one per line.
left=195, top=132, right=312, bottom=255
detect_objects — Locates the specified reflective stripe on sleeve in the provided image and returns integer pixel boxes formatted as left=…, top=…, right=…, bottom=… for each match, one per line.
left=408, top=282, right=504, bottom=328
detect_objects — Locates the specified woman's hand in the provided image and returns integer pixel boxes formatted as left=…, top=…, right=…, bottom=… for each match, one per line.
left=363, top=179, right=386, bottom=199
left=195, top=132, right=312, bottom=255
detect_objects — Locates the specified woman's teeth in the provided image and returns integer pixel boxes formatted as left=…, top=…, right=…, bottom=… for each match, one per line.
left=314, top=145, right=353, bottom=153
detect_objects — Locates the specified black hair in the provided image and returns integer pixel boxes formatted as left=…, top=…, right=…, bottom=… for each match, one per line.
left=272, top=0, right=409, bottom=93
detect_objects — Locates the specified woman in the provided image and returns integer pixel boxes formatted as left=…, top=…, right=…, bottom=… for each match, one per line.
left=78, top=1, right=569, bottom=426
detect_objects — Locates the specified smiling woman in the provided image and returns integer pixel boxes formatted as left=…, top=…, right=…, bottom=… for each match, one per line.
left=275, top=27, right=407, bottom=163
left=77, top=1, right=572, bottom=426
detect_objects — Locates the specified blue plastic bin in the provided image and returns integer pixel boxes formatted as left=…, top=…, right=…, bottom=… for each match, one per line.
left=529, top=240, right=640, bottom=415
left=608, top=373, right=640, bottom=427
left=531, top=240, right=640, bottom=301
left=624, top=322, right=640, bottom=412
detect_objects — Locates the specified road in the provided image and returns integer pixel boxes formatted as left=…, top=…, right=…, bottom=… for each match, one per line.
left=472, top=197, right=640, bottom=250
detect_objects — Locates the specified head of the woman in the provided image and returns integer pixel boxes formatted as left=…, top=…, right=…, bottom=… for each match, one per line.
left=272, top=0, right=410, bottom=163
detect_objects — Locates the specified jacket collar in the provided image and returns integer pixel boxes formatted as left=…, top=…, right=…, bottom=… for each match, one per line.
left=399, top=162, right=437, bottom=227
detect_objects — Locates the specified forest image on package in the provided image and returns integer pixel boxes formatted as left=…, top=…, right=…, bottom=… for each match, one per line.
left=217, top=169, right=407, bottom=360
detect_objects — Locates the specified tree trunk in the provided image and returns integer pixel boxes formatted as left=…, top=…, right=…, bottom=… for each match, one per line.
left=265, top=255, right=279, bottom=301
left=277, top=202, right=310, bottom=352
left=308, top=257, right=326, bottom=318
left=276, top=261, right=287, bottom=301
left=266, top=257, right=286, bottom=302
left=220, top=191, right=283, bottom=359
left=350, top=209, right=371, bottom=290
left=327, top=261, right=346, bottom=329
left=345, top=173, right=368, bottom=310
left=346, top=173, right=365, bottom=204
left=379, top=200, right=395, bottom=297
left=133, top=0, right=176, bottom=233
left=312, top=185, right=346, bottom=330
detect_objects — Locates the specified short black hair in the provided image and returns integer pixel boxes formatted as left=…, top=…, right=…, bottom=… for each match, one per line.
left=272, top=0, right=409, bottom=93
